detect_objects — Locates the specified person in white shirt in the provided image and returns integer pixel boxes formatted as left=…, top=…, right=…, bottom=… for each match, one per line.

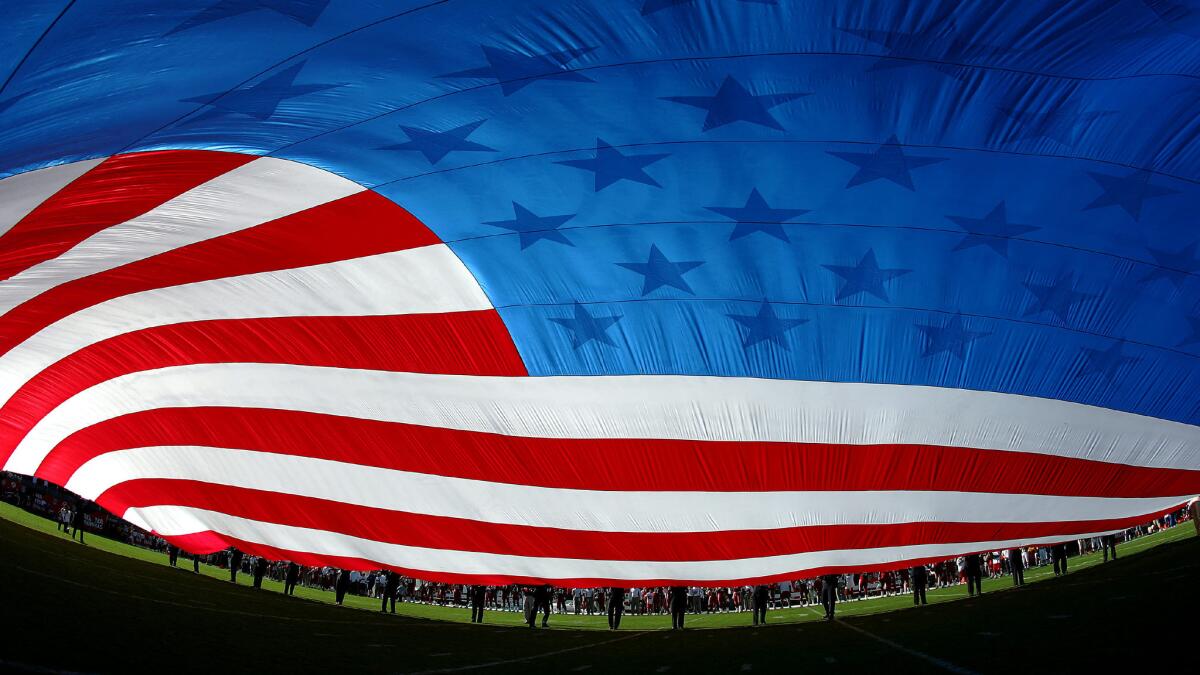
left=58, top=505, right=71, bottom=534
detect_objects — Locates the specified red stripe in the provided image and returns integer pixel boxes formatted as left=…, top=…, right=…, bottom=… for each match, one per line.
left=35, top=406, right=1200, bottom=497
left=97, top=478, right=1181, bottom=563
left=158, top=510, right=1184, bottom=587
left=0, top=151, right=254, bottom=283
left=0, top=189, right=439, bottom=357
left=0, top=311, right=527, bottom=467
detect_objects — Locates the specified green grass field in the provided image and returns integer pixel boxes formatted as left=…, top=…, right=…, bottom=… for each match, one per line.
left=2, top=500, right=1195, bottom=673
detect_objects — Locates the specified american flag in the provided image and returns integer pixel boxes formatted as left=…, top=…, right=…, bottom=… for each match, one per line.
left=1, top=0, right=1200, bottom=585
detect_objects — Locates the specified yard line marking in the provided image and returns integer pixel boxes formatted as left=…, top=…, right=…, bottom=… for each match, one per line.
left=836, top=620, right=978, bottom=675
left=405, top=632, right=648, bottom=674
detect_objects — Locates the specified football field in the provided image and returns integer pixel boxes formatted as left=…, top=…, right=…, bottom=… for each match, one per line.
left=1, top=502, right=1194, bottom=673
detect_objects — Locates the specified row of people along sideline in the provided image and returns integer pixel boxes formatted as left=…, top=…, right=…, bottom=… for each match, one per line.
left=10, top=471, right=1187, bottom=628
left=206, top=532, right=1132, bottom=629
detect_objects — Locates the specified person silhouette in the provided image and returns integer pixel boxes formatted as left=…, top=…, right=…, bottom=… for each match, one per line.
left=1051, top=544, right=1068, bottom=576
left=1102, top=535, right=1118, bottom=562
left=228, top=548, right=243, bottom=583
left=535, top=584, right=552, bottom=627
left=1009, top=549, right=1024, bottom=586
left=911, top=564, right=928, bottom=605
left=820, top=574, right=839, bottom=620
left=670, top=586, right=688, bottom=629
left=469, top=583, right=485, bottom=622
left=752, top=585, right=769, bottom=625
left=252, top=556, right=267, bottom=589
left=335, top=568, right=351, bottom=605
left=608, top=587, right=626, bottom=629
left=284, top=561, right=299, bottom=594
left=964, top=553, right=983, bottom=597
left=71, top=504, right=85, bottom=543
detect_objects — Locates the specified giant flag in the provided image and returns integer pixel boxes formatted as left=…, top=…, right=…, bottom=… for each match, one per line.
left=1, top=0, right=1200, bottom=584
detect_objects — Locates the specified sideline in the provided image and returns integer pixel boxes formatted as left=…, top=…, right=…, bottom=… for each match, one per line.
left=403, top=631, right=650, bottom=674
left=2, top=500, right=1193, bottom=631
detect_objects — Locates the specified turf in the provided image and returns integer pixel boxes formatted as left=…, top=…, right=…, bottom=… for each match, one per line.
left=1, top=501, right=1195, bottom=673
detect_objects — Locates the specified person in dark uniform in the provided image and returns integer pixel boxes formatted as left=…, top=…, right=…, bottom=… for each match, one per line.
left=608, top=587, right=626, bottom=630
left=252, top=556, right=267, bottom=589
left=284, top=561, right=299, bottom=595
left=752, top=585, right=769, bottom=625
left=167, top=544, right=178, bottom=567
left=382, top=572, right=401, bottom=614
left=820, top=574, right=839, bottom=620
left=1102, top=534, right=1118, bottom=562
left=71, top=504, right=85, bottom=543
left=964, top=553, right=983, bottom=597
left=192, top=552, right=201, bottom=574
left=1051, top=543, right=1068, bottom=576
left=535, top=584, right=552, bottom=627
left=469, top=584, right=486, bottom=622
left=335, top=568, right=351, bottom=605
left=228, top=548, right=243, bottom=583
left=669, top=586, right=688, bottom=630
left=1009, top=548, right=1024, bottom=586
left=523, top=586, right=537, bottom=627
left=911, top=564, right=928, bottom=605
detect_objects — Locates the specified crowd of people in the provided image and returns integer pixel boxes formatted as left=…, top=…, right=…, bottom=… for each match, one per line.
left=343, top=531, right=1151, bottom=627
left=168, top=520, right=1182, bottom=628
left=3, top=472, right=172, bottom=550
left=4, top=470, right=1195, bottom=629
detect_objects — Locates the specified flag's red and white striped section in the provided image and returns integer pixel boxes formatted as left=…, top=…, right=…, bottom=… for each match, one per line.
left=66, top=447, right=1189, bottom=534
left=0, top=151, right=258, bottom=289
left=0, top=154, right=360, bottom=311
left=0, top=150, right=1197, bottom=585
left=13, top=364, right=1200, bottom=472
left=0, top=159, right=104, bottom=240
left=111, top=507, right=1178, bottom=584
left=0, top=247, right=495, bottom=425
left=97, top=479, right=1180, bottom=563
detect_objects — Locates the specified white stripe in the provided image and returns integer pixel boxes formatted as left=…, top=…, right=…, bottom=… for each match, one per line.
left=0, top=245, right=491, bottom=407
left=8, top=363, right=1200, bottom=474
left=64, top=445, right=1191, bottom=533
left=0, top=159, right=105, bottom=239
left=126, top=505, right=1175, bottom=581
left=0, top=157, right=363, bottom=315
